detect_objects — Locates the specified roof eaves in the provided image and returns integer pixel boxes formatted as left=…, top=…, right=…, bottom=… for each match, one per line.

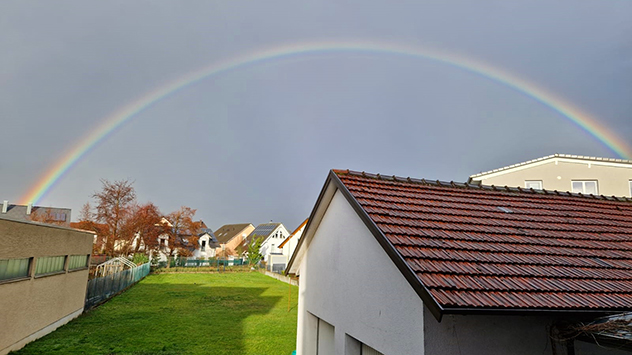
left=441, top=307, right=618, bottom=318
left=331, top=169, right=445, bottom=321
left=285, top=173, right=336, bottom=276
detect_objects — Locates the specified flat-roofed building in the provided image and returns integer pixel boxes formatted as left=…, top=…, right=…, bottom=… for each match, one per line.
left=0, top=217, right=93, bottom=355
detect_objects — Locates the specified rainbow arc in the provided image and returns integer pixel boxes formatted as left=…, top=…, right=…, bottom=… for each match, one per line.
left=20, top=40, right=632, bottom=204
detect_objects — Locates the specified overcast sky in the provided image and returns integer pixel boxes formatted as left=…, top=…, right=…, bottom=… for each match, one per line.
left=2, top=1, right=631, bottom=230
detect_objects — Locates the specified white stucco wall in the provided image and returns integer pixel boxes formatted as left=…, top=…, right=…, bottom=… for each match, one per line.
left=296, top=189, right=425, bottom=355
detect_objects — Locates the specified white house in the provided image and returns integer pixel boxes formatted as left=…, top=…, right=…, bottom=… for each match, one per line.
left=287, top=169, right=632, bottom=355
left=278, top=219, right=307, bottom=266
left=247, top=222, right=290, bottom=272
left=190, top=228, right=219, bottom=259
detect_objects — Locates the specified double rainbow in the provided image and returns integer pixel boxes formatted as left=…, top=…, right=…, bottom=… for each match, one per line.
left=20, top=40, right=632, bottom=205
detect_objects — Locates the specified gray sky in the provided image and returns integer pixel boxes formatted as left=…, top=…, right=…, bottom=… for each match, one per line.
left=2, top=0, right=631, bottom=230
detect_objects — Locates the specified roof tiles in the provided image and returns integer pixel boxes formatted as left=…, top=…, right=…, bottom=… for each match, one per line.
left=335, top=169, right=632, bottom=311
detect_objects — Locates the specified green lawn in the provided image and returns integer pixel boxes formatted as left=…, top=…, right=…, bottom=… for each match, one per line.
left=13, top=272, right=298, bottom=355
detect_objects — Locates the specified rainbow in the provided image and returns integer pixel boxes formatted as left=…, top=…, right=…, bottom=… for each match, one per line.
left=20, top=39, right=632, bottom=205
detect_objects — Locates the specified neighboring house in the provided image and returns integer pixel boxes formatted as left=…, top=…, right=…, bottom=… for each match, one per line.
left=0, top=217, right=93, bottom=355
left=154, top=219, right=207, bottom=262
left=214, top=223, right=255, bottom=257
left=469, top=154, right=632, bottom=197
left=191, top=228, right=219, bottom=259
left=247, top=222, right=290, bottom=272
left=278, top=219, right=307, bottom=266
left=287, top=169, right=632, bottom=355
left=0, top=200, right=71, bottom=227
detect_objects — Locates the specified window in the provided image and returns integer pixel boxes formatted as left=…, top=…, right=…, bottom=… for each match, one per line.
left=35, top=255, right=66, bottom=276
left=201, top=240, right=206, bottom=251
left=345, top=334, right=384, bottom=355
left=305, top=313, right=335, bottom=355
left=317, top=318, right=335, bottom=355
left=0, top=258, right=31, bottom=282
left=68, top=255, right=89, bottom=270
left=572, top=180, right=598, bottom=195
left=525, top=180, right=542, bottom=190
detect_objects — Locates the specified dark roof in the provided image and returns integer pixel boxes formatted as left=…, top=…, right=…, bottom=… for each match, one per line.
left=1, top=203, right=71, bottom=227
left=306, top=170, right=632, bottom=319
left=248, top=223, right=281, bottom=239
left=213, top=223, right=253, bottom=244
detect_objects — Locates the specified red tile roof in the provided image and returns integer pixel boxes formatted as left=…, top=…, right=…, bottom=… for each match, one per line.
left=334, top=169, right=632, bottom=314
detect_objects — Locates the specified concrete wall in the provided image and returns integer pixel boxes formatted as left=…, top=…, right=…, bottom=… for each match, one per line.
left=472, top=158, right=632, bottom=196
left=296, top=190, right=425, bottom=355
left=0, top=218, right=93, bottom=355
left=425, top=311, right=632, bottom=355
left=424, top=312, right=558, bottom=355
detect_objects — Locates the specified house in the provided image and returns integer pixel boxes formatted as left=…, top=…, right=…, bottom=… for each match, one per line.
left=278, top=219, right=307, bottom=266
left=0, top=217, right=93, bottom=354
left=469, top=154, right=632, bottom=197
left=287, top=169, right=632, bottom=355
left=214, top=223, right=255, bottom=257
left=191, top=228, right=219, bottom=259
left=0, top=200, right=71, bottom=227
left=247, top=222, right=290, bottom=272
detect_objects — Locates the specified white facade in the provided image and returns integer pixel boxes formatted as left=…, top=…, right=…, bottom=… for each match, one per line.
left=259, top=224, right=290, bottom=270
left=295, top=190, right=425, bottom=355
left=191, top=232, right=217, bottom=259
left=280, top=220, right=306, bottom=263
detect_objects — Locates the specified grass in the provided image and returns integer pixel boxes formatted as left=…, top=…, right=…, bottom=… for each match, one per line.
left=12, top=272, right=298, bottom=355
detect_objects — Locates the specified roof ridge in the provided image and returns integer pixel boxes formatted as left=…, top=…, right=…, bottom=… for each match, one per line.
left=334, top=169, right=632, bottom=203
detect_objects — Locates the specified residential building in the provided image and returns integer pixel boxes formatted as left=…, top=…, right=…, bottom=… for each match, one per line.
left=0, top=200, right=71, bottom=227
left=0, top=217, right=93, bottom=354
left=469, top=154, right=632, bottom=197
left=287, top=169, right=632, bottom=355
left=278, top=219, right=307, bottom=266
left=191, top=228, right=219, bottom=259
left=247, top=222, right=290, bottom=272
left=214, top=223, right=255, bottom=257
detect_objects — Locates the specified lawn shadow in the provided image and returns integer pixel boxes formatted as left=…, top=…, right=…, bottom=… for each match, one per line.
left=118, top=283, right=282, bottom=355
left=11, top=282, right=282, bottom=355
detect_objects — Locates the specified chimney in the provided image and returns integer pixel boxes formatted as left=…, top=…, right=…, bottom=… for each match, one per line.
left=26, top=203, right=32, bottom=215
left=2, top=200, right=7, bottom=214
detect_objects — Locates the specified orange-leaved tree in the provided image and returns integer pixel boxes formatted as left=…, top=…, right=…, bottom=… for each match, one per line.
left=163, top=206, right=201, bottom=266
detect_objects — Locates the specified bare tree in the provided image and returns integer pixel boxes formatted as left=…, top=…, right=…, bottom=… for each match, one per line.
left=93, top=179, right=136, bottom=256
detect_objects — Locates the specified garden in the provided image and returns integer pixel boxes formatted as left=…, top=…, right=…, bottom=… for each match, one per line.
left=12, top=272, right=298, bottom=355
